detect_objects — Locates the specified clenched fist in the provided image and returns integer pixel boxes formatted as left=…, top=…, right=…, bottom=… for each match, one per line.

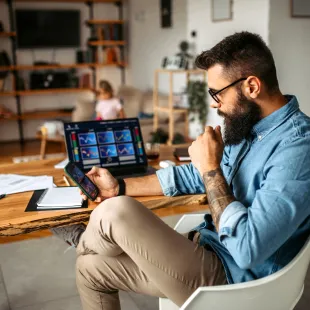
left=188, top=126, right=224, bottom=175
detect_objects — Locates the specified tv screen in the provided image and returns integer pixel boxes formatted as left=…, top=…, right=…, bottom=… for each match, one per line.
left=15, top=9, right=81, bottom=49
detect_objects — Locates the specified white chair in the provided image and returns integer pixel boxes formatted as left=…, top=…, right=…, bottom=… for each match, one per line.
left=159, top=214, right=310, bottom=310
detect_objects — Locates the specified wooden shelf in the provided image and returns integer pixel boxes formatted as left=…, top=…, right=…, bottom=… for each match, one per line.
left=0, top=62, right=127, bottom=71
left=0, top=115, right=19, bottom=121
left=156, top=69, right=206, bottom=74
left=13, top=63, right=95, bottom=70
left=89, top=40, right=125, bottom=46
left=21, top=110, right=72, bottom=120
left=0, top=32, right=16, bottom=37
left=87, top=19, right=124, bottom=25
left=0, top=110, right=72, bottom=122
left=0, top=63, right=93, bottom=71
left=0, top=91, right=16, bottom=97
left=0, top=0, right=121, bottom=3
left=17, top=88, right=93, bottom=96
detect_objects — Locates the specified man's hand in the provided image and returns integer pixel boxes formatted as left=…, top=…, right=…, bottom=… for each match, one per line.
left=188, top=126, right=224, bottom=175
left=80, top=167, right=119, bottom=202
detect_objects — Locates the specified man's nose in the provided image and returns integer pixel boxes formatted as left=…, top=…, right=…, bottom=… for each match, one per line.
left=210, top=101, right=221, bottom=109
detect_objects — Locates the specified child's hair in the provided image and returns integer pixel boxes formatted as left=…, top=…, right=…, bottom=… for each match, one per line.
left=99, top=80, right=114, bottom=97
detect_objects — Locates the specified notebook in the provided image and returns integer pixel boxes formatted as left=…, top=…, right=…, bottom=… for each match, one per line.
left=37, top=187, right=83, bottom=209
left=173, top=147, right=191, bottom=162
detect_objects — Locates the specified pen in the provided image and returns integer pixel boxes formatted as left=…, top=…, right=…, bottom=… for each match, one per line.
left=63, top=175, right=71, bottom=187
left=0, top=194, right=6, bottom=200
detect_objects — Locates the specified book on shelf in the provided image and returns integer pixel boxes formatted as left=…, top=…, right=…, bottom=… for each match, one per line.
left=99, top=47, right=121, bottom=65
left=101, top=24, right=123, bottom=41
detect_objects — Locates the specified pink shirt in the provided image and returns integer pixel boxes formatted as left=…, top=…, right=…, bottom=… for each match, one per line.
left=95, top=98, right=122, bottom=120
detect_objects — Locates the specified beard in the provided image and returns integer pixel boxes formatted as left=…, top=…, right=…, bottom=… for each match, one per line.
left=218, top=90, right=262, bottom=146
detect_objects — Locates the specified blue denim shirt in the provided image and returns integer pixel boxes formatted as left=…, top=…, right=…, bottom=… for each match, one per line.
left=156, top=95, right=310, bottom=284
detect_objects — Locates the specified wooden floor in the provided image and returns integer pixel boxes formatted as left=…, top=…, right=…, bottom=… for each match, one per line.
left=0, top=140, right=63, bottom=243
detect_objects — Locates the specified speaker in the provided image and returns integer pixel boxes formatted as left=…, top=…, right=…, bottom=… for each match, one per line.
left=30, top=71, right=72, bottom=89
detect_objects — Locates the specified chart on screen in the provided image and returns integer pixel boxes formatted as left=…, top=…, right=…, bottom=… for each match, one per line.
left=81, top=146, right=99, bottom=159
left=97, top=131, right=115, bottom=144
left=117, top=143, right=135, bottom=156
left=99, top=145, right=118, bottom=158
left=115, top=130, right=132, bottom=143
left=78, top=133, right=97, bottom=146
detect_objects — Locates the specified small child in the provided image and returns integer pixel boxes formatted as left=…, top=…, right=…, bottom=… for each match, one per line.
left=95, top=80, right=125, bottom=120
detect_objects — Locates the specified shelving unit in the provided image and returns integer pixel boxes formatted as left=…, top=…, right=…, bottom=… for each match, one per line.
left=0, top=63, right=127, bottom=72
left=153, top=69, right=207, bottom=145
left=0, top=32, right=16, bottom=37
left=88, top=40, right=125, bottom=46
left=0, top=0, right=127, bottom=144
left=86, top=19, right=124, bottom=25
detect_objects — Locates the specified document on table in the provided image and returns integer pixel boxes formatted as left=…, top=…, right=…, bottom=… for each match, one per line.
left=54, top=158, right=69, bottom=169
left=0, top=174, right=53, bottom=196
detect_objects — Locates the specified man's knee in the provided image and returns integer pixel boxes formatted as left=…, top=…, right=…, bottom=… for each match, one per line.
left=90, top=196, right=138, bottom=223
left=76, top=254, right=105, bottom=290
left=76, top=254, right=119, bottom=292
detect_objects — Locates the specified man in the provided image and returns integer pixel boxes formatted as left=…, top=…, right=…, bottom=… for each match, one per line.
left=52, top=32, right=310, bottom=310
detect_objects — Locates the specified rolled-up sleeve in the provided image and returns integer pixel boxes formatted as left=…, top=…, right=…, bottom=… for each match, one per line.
left=156, top=163, right=205, bottom=196
left=218, top=139, right=310, bottom=270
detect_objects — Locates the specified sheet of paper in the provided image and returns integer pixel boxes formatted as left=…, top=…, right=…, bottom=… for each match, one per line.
left=54, top=158, right=69, bottom=169
left=0, top=174, right=53, bottom=195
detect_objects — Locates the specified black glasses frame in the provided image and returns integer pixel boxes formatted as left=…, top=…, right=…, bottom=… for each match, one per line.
left=208, top=77, right=247, bottom=103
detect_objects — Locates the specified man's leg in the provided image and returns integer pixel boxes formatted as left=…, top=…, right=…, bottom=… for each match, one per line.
left=76, top=196, right=227, bottom=309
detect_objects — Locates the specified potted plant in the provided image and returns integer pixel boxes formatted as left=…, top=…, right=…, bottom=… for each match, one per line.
left=149, top=128, right=169, bottom=144
left=187, top=80, right=208, bottom=134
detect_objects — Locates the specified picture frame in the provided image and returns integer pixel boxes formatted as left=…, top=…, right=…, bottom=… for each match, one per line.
left=211, top=0, right=233, bottom=22
left=291, top=0, right=310, bottom=18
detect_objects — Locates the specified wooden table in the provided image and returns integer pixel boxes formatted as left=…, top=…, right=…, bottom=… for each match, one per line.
left=0, top=146, right=208, bottom=237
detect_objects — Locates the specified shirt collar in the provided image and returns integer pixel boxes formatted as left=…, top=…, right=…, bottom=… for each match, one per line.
left=251, top=95, right=299, bottom=141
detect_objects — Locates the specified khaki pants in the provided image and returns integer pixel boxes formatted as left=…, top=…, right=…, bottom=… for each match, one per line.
left=76, top=196, right=227, bottom=310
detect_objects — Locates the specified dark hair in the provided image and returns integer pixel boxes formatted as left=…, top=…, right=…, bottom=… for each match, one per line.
left=99, top=80, right=114, bottom=96
left=195, top=31, right=279, bottom=93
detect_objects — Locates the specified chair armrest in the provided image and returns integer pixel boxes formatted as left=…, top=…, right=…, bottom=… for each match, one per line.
left=174, top=214, right=206, bottom=233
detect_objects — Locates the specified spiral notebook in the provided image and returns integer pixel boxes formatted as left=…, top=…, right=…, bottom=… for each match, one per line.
left=37, top=187, right=83, bottom=209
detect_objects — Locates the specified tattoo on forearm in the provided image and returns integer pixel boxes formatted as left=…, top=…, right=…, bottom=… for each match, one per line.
left=203, top=168, right=236, bottom=231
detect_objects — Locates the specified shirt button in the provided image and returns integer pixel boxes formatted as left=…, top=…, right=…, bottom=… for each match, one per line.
left=258, top=135, right=262, bottom=140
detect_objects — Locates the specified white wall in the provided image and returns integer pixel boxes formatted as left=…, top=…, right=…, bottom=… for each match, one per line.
left=187, top=0, right=270, bottom=130
left=269, top=0, right=310, bottom=116
left=128, top=0, right=188, bottom=93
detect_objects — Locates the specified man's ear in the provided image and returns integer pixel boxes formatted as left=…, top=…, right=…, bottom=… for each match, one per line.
left=244, top=76, right=261, bottom=99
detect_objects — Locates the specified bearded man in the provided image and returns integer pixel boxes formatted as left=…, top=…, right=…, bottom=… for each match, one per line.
left=52, top=31, right=310, bottom=310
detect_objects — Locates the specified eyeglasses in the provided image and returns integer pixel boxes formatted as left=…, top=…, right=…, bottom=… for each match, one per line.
left=208, top=77, right=247, bottom=103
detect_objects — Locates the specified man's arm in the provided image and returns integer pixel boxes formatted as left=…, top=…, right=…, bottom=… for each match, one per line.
left=83, top=163, right=205, bottom=202
left=202, top=167, right=236, bottom=231
left=124, top=174, right=163, bottom=196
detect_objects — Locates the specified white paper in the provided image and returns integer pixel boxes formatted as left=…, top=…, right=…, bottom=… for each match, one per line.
left=54, top=158, right=69, bottom=169
left=0, top=174, right=53, bottom=195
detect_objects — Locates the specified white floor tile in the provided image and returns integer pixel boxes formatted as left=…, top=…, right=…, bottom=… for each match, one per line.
left=0, top=236, right=78, bottom=308
left=0, top=280, right=10, bottom=310
left=14, top=295, right=81, bottom=310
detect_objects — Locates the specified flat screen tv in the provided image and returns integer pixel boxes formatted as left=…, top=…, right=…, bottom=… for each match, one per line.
left=15, top=9, right=81, bottom=49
